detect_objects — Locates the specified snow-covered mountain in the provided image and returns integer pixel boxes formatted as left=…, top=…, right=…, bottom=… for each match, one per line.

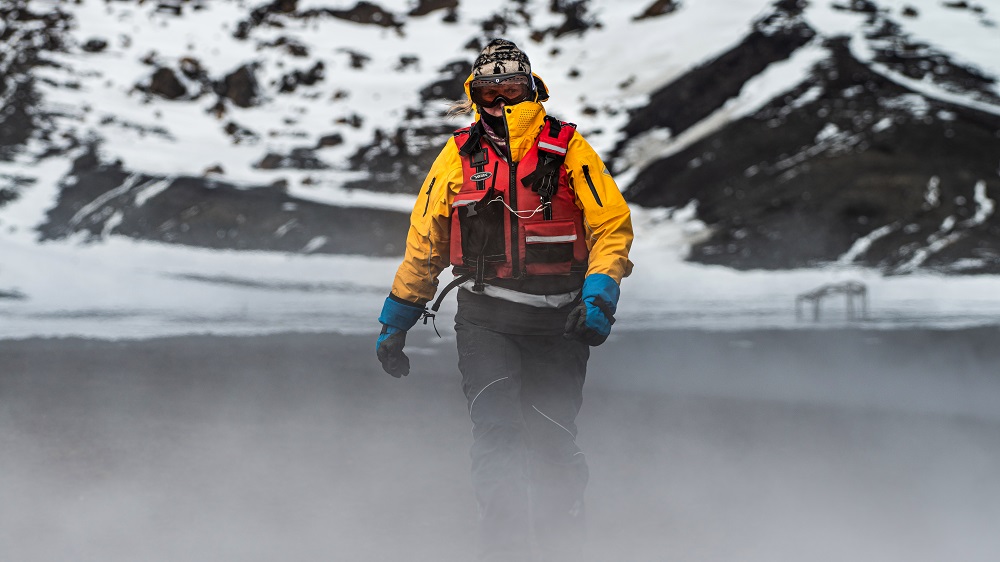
left=3, top=0, right=997, bottom=266
left=3, top=0, right=1000, bottom=338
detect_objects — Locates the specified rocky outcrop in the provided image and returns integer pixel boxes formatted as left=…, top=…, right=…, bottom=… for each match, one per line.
left=624, top=34, right=1000, bottom=273
left=408, top=0, right=458, bottom=17
left=216, top=64, right=260, bottom=108
left=39, top=147, right=409, bottom=256
left=634, top=0, right=681, bottom=20
left=147, top=67, right=188, bottom=99
left=0, top=1, right=70, bottom=162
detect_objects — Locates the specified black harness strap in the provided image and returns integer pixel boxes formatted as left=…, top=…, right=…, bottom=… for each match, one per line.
left=521, top=116, right=575, bottom=220
left=430, top=273, right=474, bottom=315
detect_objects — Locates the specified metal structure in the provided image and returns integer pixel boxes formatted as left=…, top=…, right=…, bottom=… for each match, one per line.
left=795, top=281, right=869, bottom=322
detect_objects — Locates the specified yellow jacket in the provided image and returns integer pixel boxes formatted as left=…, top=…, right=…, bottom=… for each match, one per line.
left=390, top=74, right=633, bottom=306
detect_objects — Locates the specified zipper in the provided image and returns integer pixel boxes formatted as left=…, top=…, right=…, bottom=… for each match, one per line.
left=499, top=109, right=521, bottom=278
left=509, top=160, right=520, bottom=278
left=422, top=177, right=436, bottom=216
left=582, top=165, right=603, bottom=207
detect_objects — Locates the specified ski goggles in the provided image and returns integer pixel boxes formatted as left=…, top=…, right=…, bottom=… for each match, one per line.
left=470, top=73, right=534, bottom=108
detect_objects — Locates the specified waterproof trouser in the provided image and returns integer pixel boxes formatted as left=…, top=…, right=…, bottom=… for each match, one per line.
left=455, top=317, right=590, bottom=562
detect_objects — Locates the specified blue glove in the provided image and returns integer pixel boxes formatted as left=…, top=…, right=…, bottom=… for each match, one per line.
left=376, top=296, right=425, bottom=377
left=564, top=273, right=620, bottom=346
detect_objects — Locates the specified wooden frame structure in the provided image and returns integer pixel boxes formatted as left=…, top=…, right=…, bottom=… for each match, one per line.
left=795, top=281, right=868, bottom=322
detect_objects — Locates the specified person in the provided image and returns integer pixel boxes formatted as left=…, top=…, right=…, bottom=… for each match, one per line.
left=375, top=38, right=633, bottom=562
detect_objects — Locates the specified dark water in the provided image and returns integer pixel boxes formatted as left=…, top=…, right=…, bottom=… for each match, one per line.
left=2, top=328, right=999, bottom=561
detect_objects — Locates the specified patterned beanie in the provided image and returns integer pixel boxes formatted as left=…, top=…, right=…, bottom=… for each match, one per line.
left=473, top=39, right=531, bottom=78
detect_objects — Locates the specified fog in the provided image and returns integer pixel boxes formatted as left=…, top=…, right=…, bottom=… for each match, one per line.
left=2, top=328, right=999, bottom=561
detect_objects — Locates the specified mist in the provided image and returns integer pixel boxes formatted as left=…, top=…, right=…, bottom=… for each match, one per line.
left=3, top=328, right=998, bottom=561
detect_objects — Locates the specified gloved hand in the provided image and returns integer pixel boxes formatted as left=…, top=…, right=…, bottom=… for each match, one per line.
left=376, top=296, right=425, bottom=378
left=376, top=326, right=409, bottom=377
left=564, top=273, right=620, bottom=346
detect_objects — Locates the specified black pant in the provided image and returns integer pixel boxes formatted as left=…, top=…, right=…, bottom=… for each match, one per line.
left=455, top=317, right=590, bottom=562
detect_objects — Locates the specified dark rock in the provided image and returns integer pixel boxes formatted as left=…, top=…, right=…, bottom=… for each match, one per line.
left=147, top=67, right=187, bottom=100
left=615, top=5, right=815, bottom=144
left=419, top=60, right=472, bottom=102
left=255, top=153, right=284, bottom=170
left=902, top=5, right=918, bottom=17
left=396, top=55, right=420, bottom=71
left=0, top=2, right=71, bottom=159
left=624, top=36, right=1000, bottom=273
left=634, top=0, right=680, bottom=20
left=155, top=2, right=183, bottom=16
left=278, top=61, right=325, bottom=93
left=865, top=18, right=999, bottom=104
left=235, top=0, right=300, bottom=39
left=178, top=57, right=205, bottom=80
left=39, top=161, right=409, bottom=256
left=272, top=0, right=298, bottom=12
left=340, top=49, right=371, bottom=69
left=0, top=175, right=34, bottom=208
left=254, top=148, right=329, bottom=170
left=481, top=14, right=509, bottom=34
left=344, top=124, right=455, bottom=193
left=223, top=121, right=259, bottom=144
left=539, top=0, right=601, bottom=38
left=408, top=0, right=458, bottom=17
left=832, top=0, right=879, bottom=14
left=260, top=36, right=309, bottom=57
left=316, top=133, right=344, bottom=148
left=216, top=64, right=260, bottom=108
left=81, top=38, right=108, bottom=53
left=317, top=2, right=402, bottom=29
left=335, top=114, right=364, bottom=128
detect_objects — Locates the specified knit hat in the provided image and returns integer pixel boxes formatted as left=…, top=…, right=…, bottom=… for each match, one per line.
left=473, top=39, right=531, bottom=78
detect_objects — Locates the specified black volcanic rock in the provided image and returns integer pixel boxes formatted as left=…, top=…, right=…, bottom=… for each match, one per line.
left=0, top=1, right=70, bottom=161
left=147, top=67, right=188, bottom=99
left=39, top=150, right=408, bottom=256
left=420, top=60, right=472, bottom=102
left=254, top=148, right=330, bottom=170
left=304, top=2, right=403, bottom=30
left=625, top=36, right=1000, bottom=273
left=277, top=61, right=325, bottom=93
left=634, top=0, right=680, bottom=20
left=409, top=0, right=458, bottom=17
left=81, top=38, right=108, bottom=53
left=216, top=64, right=260, bottom=108
left=345, top=125, right=456, bottom=193
left=616, top=0, right=815, bottom=144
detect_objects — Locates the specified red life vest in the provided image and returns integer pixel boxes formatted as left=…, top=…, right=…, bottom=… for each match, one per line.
left=449, top=117, right=589, bottom=283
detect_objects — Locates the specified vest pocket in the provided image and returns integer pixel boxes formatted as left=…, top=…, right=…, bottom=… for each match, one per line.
left=453, top=188, right=507, bottom=267
left=524, top=220, right=577, bottom=274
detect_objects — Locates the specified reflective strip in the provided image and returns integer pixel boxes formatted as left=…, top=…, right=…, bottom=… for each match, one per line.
left=525, top=234, right=577, bottom=243
left=532, top=405, right=576, bottom=439
left=459, top=282, right=579, bottom=308
left=470, top=377, right=509, bottom=414
left=452, top=199, right=478, bottom=208
left=538, top=141, right=568, bottom=155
